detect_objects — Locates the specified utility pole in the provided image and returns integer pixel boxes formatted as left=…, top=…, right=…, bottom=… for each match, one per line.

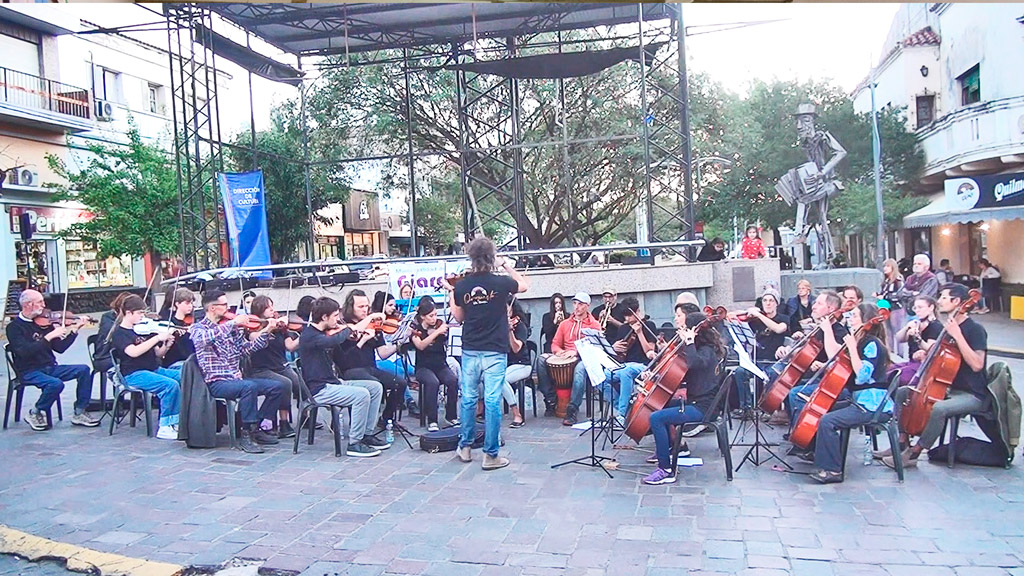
left=870, top=72, right=886, bottom=268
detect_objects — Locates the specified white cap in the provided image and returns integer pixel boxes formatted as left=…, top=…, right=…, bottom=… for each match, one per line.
left=572, top=292, right=591, bottom=305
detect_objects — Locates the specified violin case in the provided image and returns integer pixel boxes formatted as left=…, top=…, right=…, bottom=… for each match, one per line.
left=419, top=427, right=503, bottom=453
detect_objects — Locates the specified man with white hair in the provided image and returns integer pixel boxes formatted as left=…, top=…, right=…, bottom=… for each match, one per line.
left=5, top=289, right=97, bottom=430
left=894, top=254, right=939, bottom=310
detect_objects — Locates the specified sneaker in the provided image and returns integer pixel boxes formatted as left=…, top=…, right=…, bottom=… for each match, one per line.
left=427, top=422, right=439, bottom=432
left=482, top=454, right=510, bottom=470
left=71, top=412, right=100, bottom=428
left=680, top=424, right=706, bottom=438
left=406, top=400, right=420, bottom=417
left=562, top=409, right=579, bottom=427
left=642, top=468, right=676, bottom=485
left=447, top=418, right=460, bottom=427
left=613, top=415, right=626, bottom=430
left=883, top=447, right=919, bottom=469
left=277, top=421, right=296, bottom=439
left=509, top=419, right=525, bottom=429
left=544, top=404, right=557, bottom=418
left=252, top=429, right=280, bottom=445
left=156, top=426, right=177, bottom=440
left=364, top=435, right=392, bottom=450
left=236, top=430, right=265, bottom=454
left=456, top=445, right=472, bottom=463
left=25, top=409, right=48, bottom=431
left=645, top=442, right=690, bottom=464
left=346, top=441, right=382, bottom=458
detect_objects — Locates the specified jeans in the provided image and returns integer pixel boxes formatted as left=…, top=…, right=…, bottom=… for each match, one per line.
left=536, top=354, right=556, bottom=408
left=459, top=351, right=505, bottom=457
left=503, top=363, right=533, bottom=407
left=814, top=403, right=877, bottom=473
left=649, top=399, right=704, bottom=470
left=733, top=361, right=774, bottom=410
left=342, top=366, right=408, bottom=421
left=786, top=372, right=824, bottom=427
left=20, top=364, right=92, bottom=414
left=568, top=361, right=589, bottom=413
left=416, top=365, right=459, bottom=424
left=124, top=367, right=181, bottom=427
left=207, top=378, right=287, bottom=425
left=249, top=367, right=301, bottom=414
left=894, top=386, right=988, bottom=449
left=313, top=379, right=382, bottom=443
left=598, top=362, right=645, bottom=416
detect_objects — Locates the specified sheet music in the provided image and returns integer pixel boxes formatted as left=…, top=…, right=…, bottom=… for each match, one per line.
left=575, top=339, right=622, bottom=386
left=726, top=323, right=767, bottom=381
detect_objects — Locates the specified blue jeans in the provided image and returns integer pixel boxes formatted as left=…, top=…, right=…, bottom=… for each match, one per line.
left=124, top=367, right=181, bottom=427
left=459, top=350, right=505, bottom=457
left=599, top=362, right=645, bottom=416
left=207, top=378, right=287, bottom=425
left=649, top=399, right=705, bottom=470
left=814, top=403, right=876, bottom=473
left=20, top=364, right=92, bottom=414
left=786, top=373, right=823, bottom=429
left=568, top=361, right=589, bottom=413
left=734, top=361, right=775, bottom=409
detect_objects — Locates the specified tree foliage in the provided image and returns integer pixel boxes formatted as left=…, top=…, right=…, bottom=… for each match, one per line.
left=46, top=126, right=179, bottom=275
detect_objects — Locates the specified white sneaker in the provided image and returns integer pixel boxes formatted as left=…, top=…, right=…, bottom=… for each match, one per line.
left=427, top=422, right=439, bottom=432
left=156, top=426, right=177, bottom=440
left=71, top=412, right=100, bottom=427
left=26, top=410, right=49, bottom=431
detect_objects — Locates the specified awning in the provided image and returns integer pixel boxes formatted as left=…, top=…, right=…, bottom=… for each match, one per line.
left=903, top=192, right=1024, bottom=228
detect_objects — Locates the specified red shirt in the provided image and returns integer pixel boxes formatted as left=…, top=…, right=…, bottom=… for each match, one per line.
left=741, top=237, right=767, bottom=259
left=551, top=313, right=602, bottom=354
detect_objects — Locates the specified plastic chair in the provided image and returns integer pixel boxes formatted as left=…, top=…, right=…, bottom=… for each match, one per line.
left=107, top=352, right=154, bottom=437
left=838, top=369, right=905, bottom=482
left=87, top=334, right=112, bottom=419
left=4, top=344, right=62, bottom=430
left=672, top=366, right=736, bottom=481
left=935, top=363, right=1010, bottom=469
left=510, top=341, right=539, bottom=418
left=294, top=361, right=351, bottom=457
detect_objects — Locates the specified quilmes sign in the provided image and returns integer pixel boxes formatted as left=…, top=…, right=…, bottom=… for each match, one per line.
left=945, top=171, right=1024, bottom=211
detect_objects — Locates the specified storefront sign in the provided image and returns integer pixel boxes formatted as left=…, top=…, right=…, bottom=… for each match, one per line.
left=380, top=211, right=404, bottom=232
left=389, top=259, right=470, bottom=297
left=218, top=171, right=272, bottom=275
left=8, top=205, right=93, bottom=235
left=945, top=171, right=1024, bottom=211
left=343, top=189, right=380, bottom=231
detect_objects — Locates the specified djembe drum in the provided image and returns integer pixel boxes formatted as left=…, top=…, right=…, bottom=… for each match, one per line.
left=546, top=355, right=578, bottom=418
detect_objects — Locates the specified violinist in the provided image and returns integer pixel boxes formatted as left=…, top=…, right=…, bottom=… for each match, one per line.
left=332, top=289, right=407, bottom=429
left=881, top=283, right=988, bottom=470
left=189, top=290, right=287, bottom=454
left=731, top=288, right=790, bottom=417
left=297, top=297, right=386, bottom=457
left=592, top=287, right=626, bottom=342
left=891, top=295, right=941, bottom=386
left=93, top=291, right=133, bottom=375
left=411, top=298, right=459, bottom=432
left=111, top=295, right=182, bottom=440
left=503, top=299, right=531, bottom=428
left=544, top=292, right=601, bottom=427
left=764, top=290, right=847, bottom=427
left=5, top=289, right=98, bottom=430
left=642, top=306, right=727, bottom=485
left=598, top=297, right=657, bottom=426
left=161, top=288, right=196, bottom=368
left=372, top=291, right=421, bottom=418
left=245, top=295, right=298, bottom=440
left=803, top=302, right=890, bottom=483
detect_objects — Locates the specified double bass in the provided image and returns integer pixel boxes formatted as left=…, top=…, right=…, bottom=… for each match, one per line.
left=759, top=302, right=855, bottom=413
left=790, top=308, right=889, bottom=448
left=899, top=289, right=981, bottom=436
left=623, top=306, right=727, bottom=443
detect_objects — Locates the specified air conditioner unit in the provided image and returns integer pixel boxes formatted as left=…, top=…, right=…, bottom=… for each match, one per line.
left=18, top=168, right=39, bottom=187
left=95, top=99, right=115, bottom=121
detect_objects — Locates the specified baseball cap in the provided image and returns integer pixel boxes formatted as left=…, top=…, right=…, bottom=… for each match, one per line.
left=601, top=287, right=616, bottom=296
left=572, top=292, right=591, bottom=305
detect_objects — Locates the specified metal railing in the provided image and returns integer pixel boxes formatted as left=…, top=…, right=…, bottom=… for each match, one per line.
left=0, top=66, right=91, bottom=120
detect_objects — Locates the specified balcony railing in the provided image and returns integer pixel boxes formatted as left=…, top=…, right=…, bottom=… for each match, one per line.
left=0, top=65, right=91, bottom=120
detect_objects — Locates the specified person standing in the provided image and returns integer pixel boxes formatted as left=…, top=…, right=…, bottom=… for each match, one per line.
left=873, top=258, right=905, bottom=356
left=894, top=254, right=939, bottom=311
left=977, top=258, right=1002, bottom=314
left=448, top=236, right=529, bottom=470
left=740, top=226, right=767, bottom=259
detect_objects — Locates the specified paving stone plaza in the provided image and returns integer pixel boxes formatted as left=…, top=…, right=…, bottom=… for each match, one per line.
left=2, top=319, right=1024, bottom=576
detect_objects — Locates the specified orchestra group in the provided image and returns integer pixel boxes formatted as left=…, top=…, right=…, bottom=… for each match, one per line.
left=5, top=245, right=995, bottom=484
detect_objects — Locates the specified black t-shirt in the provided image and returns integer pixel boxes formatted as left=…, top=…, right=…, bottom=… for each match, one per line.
left=813, top=322, right=849, bottom=363
left=908, top=319, right=943, bottom=357
left=412, top=322, right=448, bottom=371
left=508, top=319, right=531, bottom=366
left=250, top=330, right=288, bottom=372
left=161, top=315, right=194, bottom=367
left=333, top=329, right=383, bottom=373
left=614, top=319, right=658, bottom=365
left=454, top=272, right=518, bottom=353
left=111, top=325, right=160, bottom=376
left=750, top=312, right=790, bottom=360
left=592, top=302, right=628, bottom=341
left=951, top=317, right=988, bottom=398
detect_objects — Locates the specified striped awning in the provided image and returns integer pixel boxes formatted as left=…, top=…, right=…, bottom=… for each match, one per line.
left=903, top=192, right=1024, bottom=228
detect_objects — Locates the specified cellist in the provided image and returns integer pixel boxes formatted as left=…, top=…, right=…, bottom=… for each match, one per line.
left=880, top=283, right=988, bottom=469
left=641, top=306, right=726, bottom=486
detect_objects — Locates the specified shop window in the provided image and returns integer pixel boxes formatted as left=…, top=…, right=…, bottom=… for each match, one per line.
left=959, top=65, right=980, bottom=106
left=915, top=95, right=935, bottom=129
left=66, top=240, right=134, bottom=289
left=15, top=240, right=50, bottom=292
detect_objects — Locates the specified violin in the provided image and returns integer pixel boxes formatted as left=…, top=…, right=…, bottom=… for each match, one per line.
left=33, top=309, right=95, bottom=329
left=790, top=309, right=890, bottom=448
left=900, top=289, right=981, bottom=436
left=133, top=319, right=188, bottom=337
left=285, top=313, right=307, bottom=332
left=759, top=302, right=856, bottom=413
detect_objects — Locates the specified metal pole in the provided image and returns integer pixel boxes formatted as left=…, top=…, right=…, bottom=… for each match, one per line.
left=870, top=73, right=886, bottom=267
left=403, top=48, right=418, bottom=256
left=675, top=4, right=696, bottom=258
left=638, top=5, right=655, bottom=248
left=246, top=33, right=258, bottom=172
left=300, top=78, right=315, bottom=259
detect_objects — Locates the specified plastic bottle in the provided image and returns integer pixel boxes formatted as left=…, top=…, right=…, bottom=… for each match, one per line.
left=385, top=419, right=395, bottom=444
left=862, top=434, right=873, bottom=466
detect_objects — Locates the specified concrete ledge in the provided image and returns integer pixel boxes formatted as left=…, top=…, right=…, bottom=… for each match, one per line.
left=0, top=524, right=183, bottom=576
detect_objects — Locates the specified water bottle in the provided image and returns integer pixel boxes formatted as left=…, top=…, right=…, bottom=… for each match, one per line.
left=862, top=434, right=873, bottom=466
left=385, top=419, right=395, bottom=444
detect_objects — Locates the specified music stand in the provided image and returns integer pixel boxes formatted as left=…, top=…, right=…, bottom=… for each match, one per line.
left=550, top=332, right=621, bottom=478
left=725, top=320, right=791, bottom=471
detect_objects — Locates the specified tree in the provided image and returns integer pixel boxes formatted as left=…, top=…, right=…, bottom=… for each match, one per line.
left=46, top=125, right=179, bottom=288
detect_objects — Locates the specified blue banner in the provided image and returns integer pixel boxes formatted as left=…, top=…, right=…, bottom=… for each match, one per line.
left=218, top=171, right=272, bottom=275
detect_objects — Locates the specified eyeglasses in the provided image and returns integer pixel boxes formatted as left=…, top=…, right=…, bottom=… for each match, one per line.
left=211, top=301, right=229, bottom=308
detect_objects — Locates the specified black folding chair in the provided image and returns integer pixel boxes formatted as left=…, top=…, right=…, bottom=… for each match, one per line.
left=4, top=344, right=62, bottom=429
left=107, top=352, right=154, bottom=437
left=294, top=360, right=351, bottom=457
left=671, top=366, right=736, bottom=481
left=838, top=369, right=905, bottom=482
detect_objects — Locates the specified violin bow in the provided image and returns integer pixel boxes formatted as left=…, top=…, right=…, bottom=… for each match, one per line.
left=625, top=306, right=659, bottom=342
left=165, top=267, right=183, bottom=323
left=140, top=265, right=160, bottom=311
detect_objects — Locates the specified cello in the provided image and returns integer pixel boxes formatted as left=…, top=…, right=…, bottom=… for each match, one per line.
left=899, top=289, right=981, bottom=436
left=790, top=308, right=889, bottom=448
left=623, top=306, right=727, bottom=443
left=759, top=302, right=855, bottom=413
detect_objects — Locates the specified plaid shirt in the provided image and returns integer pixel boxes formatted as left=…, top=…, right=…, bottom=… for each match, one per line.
left=189, top=316, right=268, bottom=382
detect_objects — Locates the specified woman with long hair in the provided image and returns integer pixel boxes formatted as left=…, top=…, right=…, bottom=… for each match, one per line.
left=246, top=295, right=298, bottom=439
left=807, top=302, right=890, bottom=483
left=890, top=295, right=940, bottom=386
left=873, top=258, right=905, bottom=356
left=372, top=290, right=419, bottom=416
left=411, top=298, right=459, bottom=431
left=642, top=306, right=727, bottom=485
left=540, top=293, right=566, bottom=355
